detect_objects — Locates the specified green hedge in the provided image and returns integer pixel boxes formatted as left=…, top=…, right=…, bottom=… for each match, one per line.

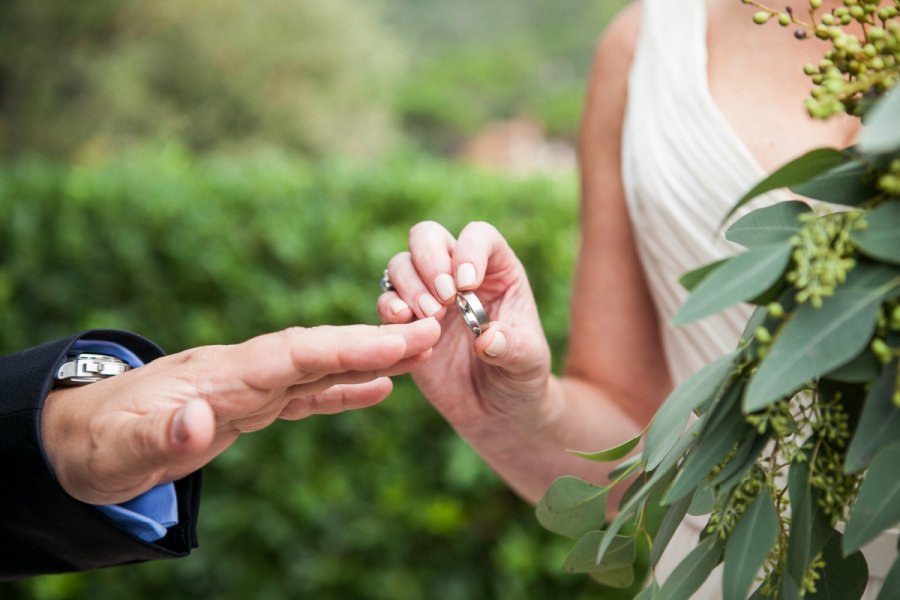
left=0, top=146, right=631, bottom=599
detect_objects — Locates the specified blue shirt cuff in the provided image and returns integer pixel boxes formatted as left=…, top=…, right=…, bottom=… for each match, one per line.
left=95, top=483, right=179, bottom=542
left=77, top=338, right=180, bottom=543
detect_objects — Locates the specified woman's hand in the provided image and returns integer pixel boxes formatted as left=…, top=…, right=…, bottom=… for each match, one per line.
left=41, top=319, right=441, bottom=505
left=377, top=221, right=555, bottom=438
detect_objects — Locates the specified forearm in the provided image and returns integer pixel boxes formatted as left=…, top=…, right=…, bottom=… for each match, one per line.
left=454, top=374, right=643, bottom=507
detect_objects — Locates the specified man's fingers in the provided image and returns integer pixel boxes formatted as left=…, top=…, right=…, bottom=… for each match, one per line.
left=278, top=377, right=394, bottom=420
left=232, top=318, right=441, bottom=390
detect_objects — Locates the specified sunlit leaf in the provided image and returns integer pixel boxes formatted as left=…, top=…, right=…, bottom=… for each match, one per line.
left=723, top=490, right=779, bottom=600
left=844, top=442, right=900, bottom=554
left=790, top=160, right=879, bottom=206
left=536, top=476, right=607, bottom=539
left=853, top=202, right=900, bottom=266
left=651, top=493, right=692, bottom=567
left=568, top=431, right=642, bottom=463
left=725, top=148, right=849, bottom=221
left=845, top=359, right=900, bottom=473
left=725, top=201, right=810, bottom=248
left=672, top=243, right=793, bottom=325
left=745, top=264, right=900, bottom=412
left=679, top=258, right=729, bottom=292
left=859, top=85, right=900, bottom=154
left=806, top=532, right=868, bottom=600
left=563, top=532, right=635, bottom=574
left=645, top=352, right=738, bottom=471
left=656, top=535, right=723, bottom=600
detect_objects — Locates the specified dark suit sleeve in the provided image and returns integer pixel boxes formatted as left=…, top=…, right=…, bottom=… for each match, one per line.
left=0, top=330, right=202, bottom=581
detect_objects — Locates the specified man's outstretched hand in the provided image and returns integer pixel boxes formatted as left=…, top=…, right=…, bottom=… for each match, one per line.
left=41, top=319, right=441, bottom=505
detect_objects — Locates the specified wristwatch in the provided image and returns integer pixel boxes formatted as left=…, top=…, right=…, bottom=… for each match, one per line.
left=55, top=352, right=132, bottom=386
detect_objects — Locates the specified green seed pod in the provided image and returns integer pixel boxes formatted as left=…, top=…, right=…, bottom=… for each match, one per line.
left=754, top=11, right=772, bottom=24
left=779, top=13, right=792, bottom=26
left=755, top=326, right=772, bottom=344
left=768, top=302, right=786, bottom=318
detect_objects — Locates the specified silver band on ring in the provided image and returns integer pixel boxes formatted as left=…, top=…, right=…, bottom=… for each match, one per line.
left=379, top=268, right=395, bottom=293
left=456, top=291, right=489, bottom=336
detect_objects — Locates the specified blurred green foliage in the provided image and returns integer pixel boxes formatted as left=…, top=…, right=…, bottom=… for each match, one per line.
left=388, top=0, right=629, bottom=150
left=0, top=0, right=403, bottom=159
left=0, top=0, right=627, bottom=161
left=0, top=147, right=637, bottom=599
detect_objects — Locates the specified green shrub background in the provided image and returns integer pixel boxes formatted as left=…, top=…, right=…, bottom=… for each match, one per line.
left=0, top=147, right=635, bottom=599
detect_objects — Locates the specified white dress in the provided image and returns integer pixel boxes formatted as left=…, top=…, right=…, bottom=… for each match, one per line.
left=620, top=0, right=895, bottom=596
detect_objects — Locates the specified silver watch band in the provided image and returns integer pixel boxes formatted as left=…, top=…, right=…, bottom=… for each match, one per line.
left=55, top=353, right=131, bottom=385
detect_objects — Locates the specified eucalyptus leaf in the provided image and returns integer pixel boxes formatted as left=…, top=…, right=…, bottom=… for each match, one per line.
left=568, top=431, right=642, bottom=463
left=536, top=476, right=608, bottom=539
left=786, top=460, right=813, bottom=587
left=711, top=434, right=769, bottom=494
left=596, top=461, right=680, bottom=565
left=779, top=574, right=803, bottom=600
left=609, top=454, right=642, bottom=482
left=725, top=201, right=811, bottom=248
left=853, top=202, right=900, bottom=266
left=744, top=264, right=900, bottom=412
left=687, top=485, right=715, bottom=517
left=590, top=566, right=636, bottom=589
left=824, top=349, right=882, bottom=383
left=790, top=160, right=878, bottom=206
left=651, top=493, right=693, bottom=567
left=672, top=242, right=793, bottom=325
left=844, top=442, right=900, bottom=554
left=806, top=531, right=868, bottom=600
left=876, top=554, right=900, bottom=600
left=645, top=352, right=738, bottom=471
left=845, top=359, right=900, bottom=474
left=725, top=148, right=849, bottom=222
left=723, top=490, right=779, bottom=600
left=786, top=459, right=831, bottom=587
left=679, top=258, right=729, bottom=292
left=664, top=385, right=749, bottom=504
left=563, top=532, right=636, bottom=574
left=859, top=84, right=900, bottom=154
left=635, top=582, right=659, bottom=600
left=656, top=535, right=723, bottom=600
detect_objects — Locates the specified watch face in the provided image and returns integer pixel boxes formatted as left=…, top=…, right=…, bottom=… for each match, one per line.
left=55, top=353, right=131, bottom=385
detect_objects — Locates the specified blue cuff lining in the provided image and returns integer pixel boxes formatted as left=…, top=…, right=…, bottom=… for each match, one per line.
left=96, top=483, right=179, bottom=542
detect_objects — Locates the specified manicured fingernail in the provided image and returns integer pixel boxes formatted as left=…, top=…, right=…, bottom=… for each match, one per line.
left=389, top=298, right=409, bottom=315
left=419, top=294, right=442, bottom=317
left=484, top=331, right=506, bottom=357
left=456, top=263, right=476, bottom=288
left=170, top=407, right=188, bottom=445
left=434, top=273, right=456, bottom=301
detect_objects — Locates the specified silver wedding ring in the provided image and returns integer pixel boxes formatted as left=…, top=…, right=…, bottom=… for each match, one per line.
left=379, top=268, right=395, bottom=293
left=456, top=291, right=489, bottom=336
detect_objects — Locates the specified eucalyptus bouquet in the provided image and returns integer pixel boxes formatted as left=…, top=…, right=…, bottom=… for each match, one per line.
left=536, top=2, right=900, bottom=598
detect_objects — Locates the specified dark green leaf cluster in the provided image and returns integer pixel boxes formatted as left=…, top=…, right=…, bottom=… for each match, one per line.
left=537, top=77, right=900, bottom=600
